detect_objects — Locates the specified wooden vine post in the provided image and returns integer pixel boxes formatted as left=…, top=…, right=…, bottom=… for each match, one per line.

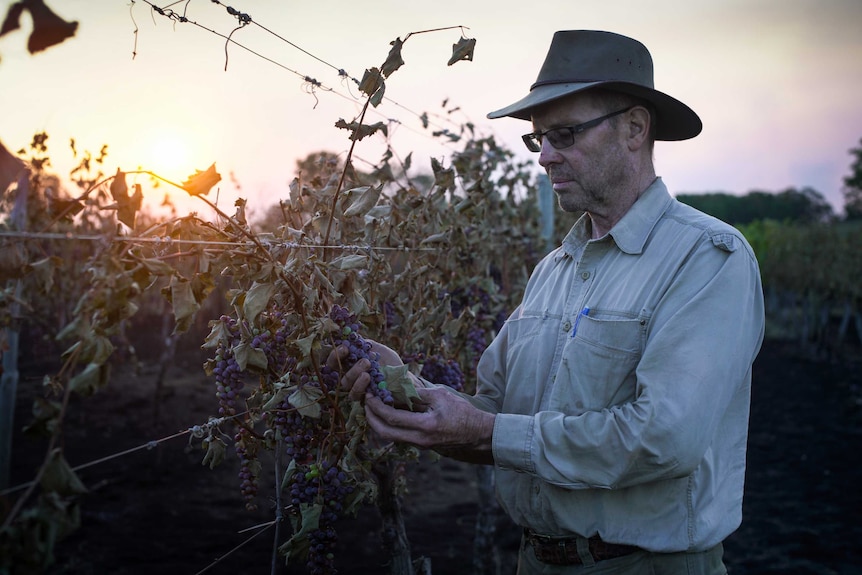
left=0, top=168, right=29, bottom=490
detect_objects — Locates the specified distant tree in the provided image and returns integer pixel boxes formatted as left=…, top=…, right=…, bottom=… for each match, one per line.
left=677, top=187, right=833, bottom=226
left=842, top=138, right=862, bottom=220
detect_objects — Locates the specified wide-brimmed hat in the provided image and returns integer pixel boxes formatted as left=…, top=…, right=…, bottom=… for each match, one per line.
left=487, top=30, right=702, bottom=141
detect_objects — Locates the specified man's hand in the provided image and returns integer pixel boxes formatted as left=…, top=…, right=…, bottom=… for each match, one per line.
left=325, top=339, right=406, bottom=401
left=364, top=386, right=495, bottom=463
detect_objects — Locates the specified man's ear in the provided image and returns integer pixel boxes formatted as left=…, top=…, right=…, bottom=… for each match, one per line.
left=627, top=106, right=651, bottom=150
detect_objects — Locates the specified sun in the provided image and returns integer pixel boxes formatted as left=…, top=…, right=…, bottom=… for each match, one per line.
left=150, top=132, right=191, bottom=176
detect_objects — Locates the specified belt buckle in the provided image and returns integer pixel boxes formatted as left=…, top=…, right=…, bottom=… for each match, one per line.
left=525, top=530, right=579, bottom=566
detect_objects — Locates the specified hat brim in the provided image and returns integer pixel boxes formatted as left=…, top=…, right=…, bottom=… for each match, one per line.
left=487, top=81, right=702, bottom=141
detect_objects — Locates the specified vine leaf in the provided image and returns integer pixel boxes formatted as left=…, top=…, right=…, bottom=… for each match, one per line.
left=201, top=319, right=232, bottom=351
left=280, top=502, right=322, bottom=563
left=181, top=163, right=221, bottom=196
left=201, top=437, right=227, bottom=469
left=68, top=362, right=110, bottom=397
left=431, top=157, right=456, bottom=190
left=168, top=275, right=200, bottom=333
left=330, top=254, right=368, bottom=271
left=288, top=385, right=323, bottom=418
left=334, top=119, right=388, bottom=142
left=381, top=364, right=420, bottom=410
left=0, top=2, right=25, bottom=37
left=381, top=37, right=405, bottom=78
left=41, top=449, right=88, bottom=496
left=23, top=0, right=79, bottom=54
left=233, top=341, right=268, bottom=371
left=448, top=36, right=476, bottom=66
left=342, top=184, right=382, bottom=218
left=358, top=67, right=386, bottom=107
left=22, top=396, right=61, bottom=438
left=242, top=281, right=276, bottom=324
left=0, top=139, right=27, bottom=193
left=108, top=169, right=143, bottom=228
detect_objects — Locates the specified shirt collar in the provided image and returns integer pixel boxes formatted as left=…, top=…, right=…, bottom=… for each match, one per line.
left=559, top=177, right=673, bottom=259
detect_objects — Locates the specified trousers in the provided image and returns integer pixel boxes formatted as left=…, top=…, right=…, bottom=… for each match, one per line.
left=516, top=539, right=727, bottom=575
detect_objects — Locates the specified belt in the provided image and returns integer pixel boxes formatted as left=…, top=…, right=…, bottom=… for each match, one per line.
left=524, top=528, right=642, bottom=566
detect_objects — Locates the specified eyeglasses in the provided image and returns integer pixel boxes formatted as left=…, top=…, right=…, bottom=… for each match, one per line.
left=521, top=107, right=634, bottom=152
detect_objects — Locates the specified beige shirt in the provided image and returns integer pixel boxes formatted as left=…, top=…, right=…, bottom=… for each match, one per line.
left=471, top=178, right=765, bottom=552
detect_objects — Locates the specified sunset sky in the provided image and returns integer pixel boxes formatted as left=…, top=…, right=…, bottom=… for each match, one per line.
left=2, top=0, right=861, bottom=219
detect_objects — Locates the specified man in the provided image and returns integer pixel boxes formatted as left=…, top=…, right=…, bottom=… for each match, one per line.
left=334, top=30, right=765, bottom=574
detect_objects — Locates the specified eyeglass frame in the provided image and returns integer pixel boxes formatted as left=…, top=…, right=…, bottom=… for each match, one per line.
left=521, top=106, right=635, bottom=153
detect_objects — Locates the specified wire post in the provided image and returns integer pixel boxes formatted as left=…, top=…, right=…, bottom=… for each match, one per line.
left=0, top=168, right=29, bottom=490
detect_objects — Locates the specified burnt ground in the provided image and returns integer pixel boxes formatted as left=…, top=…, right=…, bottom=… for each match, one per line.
left=6, top=338, right=862, bottom=575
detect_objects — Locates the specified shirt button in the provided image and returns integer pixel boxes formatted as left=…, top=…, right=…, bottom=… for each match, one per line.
left=581, top=271, right=590, bottom=280
left=562, top=320, right=572, bottom=332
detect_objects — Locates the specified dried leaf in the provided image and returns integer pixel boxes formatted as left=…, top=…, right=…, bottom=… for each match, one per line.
left=201, top=319, right=233, bottom=350
left=293, top=333, right=316, bottom=359
left=25, top=0, right=78, bottom=54
left=279, top=502, right=322, bottom=562
left=201, top=437, right=227, bottom=469
left=342, top=184, right=382, bottom=217
left=233, top=341, right=268, bottom=371
left=68, top=362, right=110, bottom=396
left=0, top=2, right=24, bottom=37
left=330, top=254, right=368, bottom=270
left=41, top=449, right=88, bottom=496
left=181, top=163, right=221, bottom=197
left=381, top=37, right=405, bottom=78
left=334, top=119, right=388, bottom=142
left=170, top=275, right=200, bottom=333
left=448, top=37, right=476, bottom=66
left=242, top=281, right=276, bottom=324
left=380, top=364, right=420, bottom=410
left=288, top=385, right=323, bottom=418
left=358, top=67, right=386, bottom=106
left=431, top=157, right=456, bottom=190
left=0, top=139, right=26, bottom=193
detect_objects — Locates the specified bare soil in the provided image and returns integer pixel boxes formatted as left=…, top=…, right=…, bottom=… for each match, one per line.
left=7, top=339, right=862, bottom=575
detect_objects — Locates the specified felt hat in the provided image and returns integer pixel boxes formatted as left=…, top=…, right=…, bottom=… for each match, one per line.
left=487, top=30, right=702, bottom=140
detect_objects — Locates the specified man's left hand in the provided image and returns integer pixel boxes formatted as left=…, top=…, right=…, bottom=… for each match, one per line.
left=364, top=386, right=495, bottom=462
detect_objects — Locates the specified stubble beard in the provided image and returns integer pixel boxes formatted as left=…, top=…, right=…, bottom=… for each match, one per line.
left=552, top=141, right=629, bottom=214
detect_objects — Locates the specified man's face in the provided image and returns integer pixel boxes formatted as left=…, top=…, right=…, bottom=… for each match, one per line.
left=531, top=93, right=629, bottom=214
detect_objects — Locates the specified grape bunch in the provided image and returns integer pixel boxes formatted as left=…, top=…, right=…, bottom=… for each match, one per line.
left=211, top=315, right=244, bottom=416
left=256, top=310, right=294, bottom=377
left=328, top=305, right=394, bottom=405
left=234, top=426, right=260, bottom=511
left=403, top=352, right=465, bottom=391
left=287, top=460, right=355, bottom=575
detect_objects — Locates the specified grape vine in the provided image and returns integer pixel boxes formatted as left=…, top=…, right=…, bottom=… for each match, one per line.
left=1, top=26, right=551, bottom=575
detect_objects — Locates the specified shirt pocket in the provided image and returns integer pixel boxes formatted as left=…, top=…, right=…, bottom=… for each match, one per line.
left=503, top=311, right=560, bottom=413
left=551, top=313, right=645, bottom=414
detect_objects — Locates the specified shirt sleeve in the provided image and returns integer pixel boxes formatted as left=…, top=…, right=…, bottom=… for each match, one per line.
left=486, top=236, right=765, bottom=489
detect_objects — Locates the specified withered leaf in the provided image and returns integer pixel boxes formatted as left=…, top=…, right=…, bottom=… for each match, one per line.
left=358, top=67, right=386, bottom=107
left=381, top=37, right=405, bottom=78
left=342, top=184, right=383, bottom=217
left=334, top=119, right=388, bottom=142
left=448, top=37, right=476, bottom=66
left=182, top=163, right=221, bottom=197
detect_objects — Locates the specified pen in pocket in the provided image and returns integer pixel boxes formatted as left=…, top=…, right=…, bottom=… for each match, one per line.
left=570, top=306, right=590, bottom=338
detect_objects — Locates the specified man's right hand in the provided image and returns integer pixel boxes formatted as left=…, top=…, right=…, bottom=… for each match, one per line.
left=325, top=339, right=406, bottom=402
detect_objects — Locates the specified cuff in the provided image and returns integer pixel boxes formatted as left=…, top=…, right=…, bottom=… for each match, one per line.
left=492, top=413, right=535, bottom=473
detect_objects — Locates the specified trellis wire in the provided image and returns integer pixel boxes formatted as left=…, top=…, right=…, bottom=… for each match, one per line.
left=135, top=0, right=470, bottom=147
left=0, top=415, right=234, bottom=498
left=0, top=230, right=447, bottom=251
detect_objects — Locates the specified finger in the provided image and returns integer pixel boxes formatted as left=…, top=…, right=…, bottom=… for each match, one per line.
left=347, top=371, right=371, bottom=401
left=325, top=344, right=349, bottom=370
left=365, top=396, right=430, bottom=447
